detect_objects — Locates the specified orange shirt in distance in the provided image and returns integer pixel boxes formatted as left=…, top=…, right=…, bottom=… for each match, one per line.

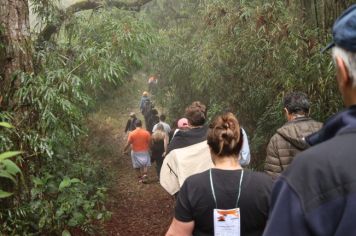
left=128, top=128, right=151, bottom=152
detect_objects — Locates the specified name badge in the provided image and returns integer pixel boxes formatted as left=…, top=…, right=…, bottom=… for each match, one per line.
left=213, top=208, right=240, bottom=236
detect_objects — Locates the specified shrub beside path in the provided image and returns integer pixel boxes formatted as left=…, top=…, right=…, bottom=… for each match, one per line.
left=86, top=73, right=174, bottom=235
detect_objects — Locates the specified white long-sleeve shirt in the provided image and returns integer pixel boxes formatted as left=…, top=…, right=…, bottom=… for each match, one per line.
left=240, top=128, right=251, bottom=166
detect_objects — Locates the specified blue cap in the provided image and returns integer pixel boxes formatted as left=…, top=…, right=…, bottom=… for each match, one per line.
left=322, top=4, right=356, bottom=53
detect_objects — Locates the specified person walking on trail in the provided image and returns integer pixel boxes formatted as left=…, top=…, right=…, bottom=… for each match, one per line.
left=148, top=75, right=158, bottom=95
left=150, top=124, right=168, bottom=181
left=123, top=119, right=151, bottom=183
left=263, top=5, right=356, bottom=236
left=165, top=113, right=273, bottom=236
left=171, top=117, right=190, bottom=139
left=139, top=91, right=154, bottom=129
left=152, top=114, right=171, bottom=134
left=139, top=91, right=151, bottom=115
left=160, top=101, right=212, bottom=196
left=264, top=92, right=322, bottom=179
left=147, top=108, right=159, bottom=133
left=124, top=112, right=137, bottom=133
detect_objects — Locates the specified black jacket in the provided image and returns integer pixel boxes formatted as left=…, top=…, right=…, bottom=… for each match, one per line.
left=167, top=125, right=208, bottom=154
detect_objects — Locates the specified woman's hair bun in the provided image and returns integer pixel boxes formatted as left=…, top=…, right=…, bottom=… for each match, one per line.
left=207, top=113, right=242, bottom=156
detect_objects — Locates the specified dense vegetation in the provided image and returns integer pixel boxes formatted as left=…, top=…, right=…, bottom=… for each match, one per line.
left=1, top=5, right=154, bottom=235
left=0, top=0, right=354, bottom=234
left=147, top=0, right=352, bottom=166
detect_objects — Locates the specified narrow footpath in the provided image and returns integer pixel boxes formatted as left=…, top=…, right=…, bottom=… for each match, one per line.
left=86, top=73, right=174, bottom=235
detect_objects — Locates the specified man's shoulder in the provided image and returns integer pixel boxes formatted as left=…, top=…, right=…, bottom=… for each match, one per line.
left=268, top=131, right=283, bottom=145
left=162, top=122, right=171, bottom=128
left=287, top=134, right=354, bottom=177
left=283, top=131, right=356, bottom=211
left=162, top=121, right=170, bottom=126
left=296, top=130, right=356, bottom=162
left=296, top=118, right=323, bottom=130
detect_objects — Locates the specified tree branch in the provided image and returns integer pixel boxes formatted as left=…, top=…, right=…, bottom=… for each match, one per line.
left=36, top=0, right=152, bottom=45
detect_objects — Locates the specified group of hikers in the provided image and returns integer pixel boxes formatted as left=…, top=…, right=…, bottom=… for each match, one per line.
left=123, top=5, right=356, bottom=236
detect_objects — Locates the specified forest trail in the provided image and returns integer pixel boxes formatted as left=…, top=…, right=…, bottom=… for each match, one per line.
left=85, top=72, right=174, bottom=235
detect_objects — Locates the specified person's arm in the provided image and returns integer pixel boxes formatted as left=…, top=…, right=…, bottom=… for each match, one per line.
left=123, top=140, right=130, bottom=154
left=264, top=135, right=282, bottom=179
left=160, top=151, right=180, bottom=195
left=239, top=128, right=250, bottom=166
left=124, top=120, right=130, bottom=133
left=152, top=124, right=157, bottom=133
left=165, top=218, right=194, bottom=236
left=139, top=98, right=144, bottom=111
left=163, top=134, right=168, bottom=157
left=123, top=134, right=132, bottom=154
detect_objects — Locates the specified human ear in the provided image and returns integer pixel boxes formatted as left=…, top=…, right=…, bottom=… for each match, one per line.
left=283, top=107, right=289, bottom=118
left=335, top=56, right=350, bottom=86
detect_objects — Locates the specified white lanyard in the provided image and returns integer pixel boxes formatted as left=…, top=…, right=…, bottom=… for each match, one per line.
left=209, top=169, right=244, bottom=209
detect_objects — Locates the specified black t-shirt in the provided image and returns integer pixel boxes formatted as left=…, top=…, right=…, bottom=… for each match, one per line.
left=175, top=169, right=272, bottom=236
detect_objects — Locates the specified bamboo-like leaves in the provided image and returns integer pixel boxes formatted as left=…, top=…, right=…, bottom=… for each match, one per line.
left=0, top=151, right=23, bottom=161
left=0, top=122, right=14, bottom=128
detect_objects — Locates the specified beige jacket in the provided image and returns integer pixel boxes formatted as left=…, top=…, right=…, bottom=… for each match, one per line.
left=160, top=141, right=213, bottom=195
left=265, top=117, right=322, bottom=179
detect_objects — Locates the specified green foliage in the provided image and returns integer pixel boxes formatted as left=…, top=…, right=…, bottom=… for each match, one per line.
left=0, top=156, right=111, bottom=234
left=61, top=9, right=154, bottom=89
left=0, top=123, right=23, bottom=199
left=1, top=7, right=154, bottom=235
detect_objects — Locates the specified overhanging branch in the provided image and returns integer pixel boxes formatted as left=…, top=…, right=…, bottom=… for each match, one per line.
left=36, top=0, right=152, bottom=44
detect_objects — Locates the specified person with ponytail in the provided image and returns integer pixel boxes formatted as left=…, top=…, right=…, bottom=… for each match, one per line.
left=166, top=113, right=273, bottom=236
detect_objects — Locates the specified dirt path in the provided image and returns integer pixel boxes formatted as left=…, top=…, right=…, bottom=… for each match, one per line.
left=86, top=73, right=174, bottom=235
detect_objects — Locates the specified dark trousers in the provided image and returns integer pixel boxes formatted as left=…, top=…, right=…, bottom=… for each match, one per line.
left=155, top=157, right=164, bottom=179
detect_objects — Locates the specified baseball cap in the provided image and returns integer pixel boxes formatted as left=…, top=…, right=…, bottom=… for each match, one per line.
left=177, top=118, right=189, bottom=128
left=129, top=112, right=135, bottom=117
left=322, top=4, right=356, bottom=53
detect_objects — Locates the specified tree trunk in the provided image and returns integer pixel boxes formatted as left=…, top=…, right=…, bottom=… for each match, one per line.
left=0, top=0, right=33, bottom=109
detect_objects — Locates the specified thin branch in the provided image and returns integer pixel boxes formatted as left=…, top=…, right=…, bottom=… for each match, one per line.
left=36, top=0, right=152, bottom=45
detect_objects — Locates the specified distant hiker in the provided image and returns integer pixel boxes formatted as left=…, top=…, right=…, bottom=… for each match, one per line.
left=151, top=124, right=168, bottom=180
left=139, top=91, right=151, bottom=115
left=166, top=102, right=208, bottom=154
left=264, top=6, right=356, bottom=235
left=165, top=113, right=272, bottom=236
left=160, top=101, right=212, bottom=196
left=152, top=114, right=171, bottom=134
left=264, top=92, right=322, bottom=179
left=171, top=117, right=190, bottom=139
left=123, top=119, right=151, bottom=183
left=148, top=75, right=158, bottom=95
left=139, top=91, right=153, bottom=128
left=147, top=108, right=159, bottom=133
left=124, top=112, right=137, bottom=133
